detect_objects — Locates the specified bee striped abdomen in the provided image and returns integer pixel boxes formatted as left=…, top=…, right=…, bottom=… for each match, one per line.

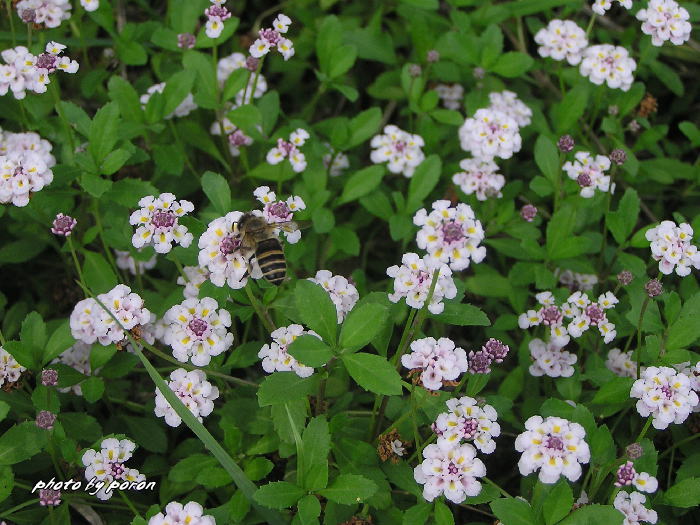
left=256, top=238, right=287, bottom=285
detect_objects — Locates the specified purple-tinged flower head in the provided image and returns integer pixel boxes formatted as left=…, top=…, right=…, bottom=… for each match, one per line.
left=557, top=134, right=575, bottom=152
left=409, top=64, right=422, bottom=78
left=609, top=149, right=627, bottom=165
left=51, top=213, right=76, bottom=236
left=626, top=443, right=643, bottom=459
left=36, top=410, right=57, bottom=430
left=41, top=369, right=58, bottom=386
left=228, top=129, right=252, bottom=148
left=20, top=8, right=36, bottom=23
left=617, top=270, right=634, bottom=286
left=482, top=338, right=509, bottom=363
left=177, top=33, right=196, bottom=49
left=615, top=461, right=637, bottom=486
left=468, top=349, right=493, bottom=374
left=576, top=173, right=592, bottom=188
left=521, top=204, right=538, bottom=222
left=245, top=56, right=259, bottom=71
left=645, top=279, right=663, bottom=298
left=427, top=50, right=440, bottom=63
left=39, top=489, right=61, bottom=506
left=473, top=67, right=485, bottom=79
left=204, top=5, right=231, bottom=20
left=628, top=120, right=641, bottom=133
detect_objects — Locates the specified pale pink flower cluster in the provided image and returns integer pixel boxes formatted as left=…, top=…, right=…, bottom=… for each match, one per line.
left=114, top=250, right=157, bottom=276
left=488, top=91, right=533, bottom=128
left=163, top=297, right=233, bottom=366
left=414, top=444, right=486, bottom=503
left=631, top=366, right=699, bottom=429
left=0, top=128, right=55, bottom=207
left=210, top=115, right=254, bottom=157
left=414, top=200, right=486, bottom=271
left=0, top=43, right=78, bottom=100
left=534, top=19, right=588, bottom=65
left=129, top=193, right=194, bottom=254
left=250, top=14, right=295, bottom=60
left=154, top=369, right=220, bottom=427
left=637, top=0, right=691, bottom=46
left=386, top=253, right=457, bottom=314
left=177, top=266, right=210, bottom=299
left=139, top=83, right=197, bottom=119
left=580, top=44, right=636, bottom=91
left=528, top=338, right=577, bottom=378
left=606, top=348, right=638, bottom=378
left=451, top=158, right=505, bottom=201
left=563, top=151, right=613, bottom=198
left=266, top=129, right=309, bottom=173
left=323, top=144, right=350, bottom=176
left=557, top=269, right=598, bottom=291
left=432, top=396, right=500, bottom=454
left=81, top=438, right=146, bottom=500
left=15, top=0, right=71, bottom=28
left=645, top=220, right=700, bottom=277
left=515, top=416, right=590, bottom=483
left=458, top=107, right=521, bottom=160
left=614, top=491, right=658, bottom=525
left=253, top=186, right=306, bottom=242
left=615, top=461, right=658, bottom=493
left=258, top=324, right=318, bottom=378
left=370, top=125, right=425, bottom=178
left=434, top=84, right=464, bottom=110
left=308, top=270, right=359, bottom=323
left=204, top=0, right=232, bottom=39
left=592, top=0, right=633, bottom=15
left=0, top=346, right=26, bottom=387
left=52, top=342, right=95, bottom=396
left=401, top=337, right=468, bottom=391
left=148, top=501, right=216, bottom=525
left=70, top=285, right=151, bottom=346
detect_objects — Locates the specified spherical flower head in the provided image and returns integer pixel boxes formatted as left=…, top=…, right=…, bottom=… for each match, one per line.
left=482, top=338, right=509, bottom=363
left=626, top=443, right=644, bottom=460
left=645, top=279, right=663, bottom=297
left=0, top=130, right=56, bottom=206
left=433, top=396, right=500, bottom=453
left=15, top=0, right=71, bottom=29
left=41, top=369, right=58, bottom=386
left=435, top=83, right=464, bottom=111
left=129, top=193, right=194, bottom=254
left=617, top=270, right=634, bottom=286
left=606, top=348, right=638, bottom=378
left=408, top=63, right=422, bottom=77
left=528, top=339, right=577, bottom=378
left=426, top=49, right=440, bottom=63
left=370, top=125, right=425, bottom=178
left=51, top=213, right=77, bottom=236
left=515, top=416, right=590, bottom=483
left=82, top=438, right=145, bottom=500
left=467, top=349, right=493, bottom=374
left=414, top=443, right=486, bottom=503
left=147, top=501, right=216, bottom=525
left=563, top=151, right=613, bottom=198
left=521, top=204, right=538, bottom=222
left=308, top=270, right=359, bottom=323
left=402, top=337, right=468, bottom=390
left=488, top=90, right=532, bottom=127
left=258, top=324, right=319, bottom=378
left=645, top=220, right=700, bottom=277
left=414, top=200, right=487, bottom=271
left=386, top=253, right=457, bottom=315
left=163, top=297, right=233, bottom=366
left=615, top=461, right=637, bottom=486
left=557, top=135, right=575, bottom=152
left=36, top=410, right=56, bottom=430
left=154, top=369, right=220, bottom=427
left=245, top=56, right=259, bottom=71
left=459, top=108, right=522, bottom=159
left=609, top=148, right=627, bottom=165
left=614, top=491, right=658, bottom=525
left=534, top=19, right=588, bottom=65
left=177, top=266, right=210, bottom=299
left=580, top=44, right=636, bottom=91
left=177, top=33, right=196, bottom=49
left=631, top=366, right=699, bottom=429
left=20, top=8, right=36, bottom=23
left=636, top=0, right=691, bottom=47
left=452, top=158, right=505, bottom=201
left=39, top=489, right=61, bottom=506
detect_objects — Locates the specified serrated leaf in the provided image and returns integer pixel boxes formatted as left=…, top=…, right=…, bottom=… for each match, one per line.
left=339, top=303, right=388, bottom=352
left=542, top=481, right=573, bottom=525
left=342, top=353, right=403, bottom=395
left=429, top=302, right=490, bottom=326
left=318, top=474, right=377, bottom=504
left=295, top=280, right=338, bottom=344
left=287, top=335, right=333, bottom=367
left=253, top=481, right=305, bottom=509
left=257, top=372, right=318, bottom=407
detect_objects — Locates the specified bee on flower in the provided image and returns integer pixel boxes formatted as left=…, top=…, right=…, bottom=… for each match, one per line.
left=129, top=193, right=195, bottom=254
left=253, top=186, right=306, bottom=242
left=266, top=129, right=309, bottom=173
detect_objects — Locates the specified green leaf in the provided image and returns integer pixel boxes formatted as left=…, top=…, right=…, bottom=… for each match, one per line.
left=649, top=60, right=683, bottom=96
left=43, top=322, right=75, bottom=365
left=123, top=416, right=168, bottom=453
left=81, top=173, right=113, bottom=198
left=0, top=239, right=47, bottom=264
left=535, top=135, right=559, bottom=183
left=108, top=76, right=143, bottom=122
left=336, top=165, right=385, bottom=205
left=287, top=335, right=333, bottom=367
left=659, top=477, right=700, bottom=508
left=201, top=171, right=231, bottom=216
left=591, top=377, right=634, bottom=405
left=0, top=402, right=8, bottom=423
left=89, top=102, right=121, bottom=163
left=257, top=372, right=318, bottom=407
left=490, top=497, right=538, bottom=525
left=297, top=494, right=322, bottom=524
left=227, top=104, right=263, bottom=139
left=0, top=466, right=13, bottom=504
left=403, top=503, right=433, bottom=525
left=0, top=422, right=48, bottom=465
left=347, top=107, right=382, bottom=148
left=558, top=504, right=623, bottom=525
left=329, top=44, right=357, bottom=78
left=434, top=500, right=455, bottom=524
left=82, top=251, right=118, bottom=293
left=430, top=109, right=464, bottom=125
left=339, top=303, right=388, bottom=353
left=81, top=376, right=105, bottom=403
left=590, top=424, right=615, bottom=465
left=665, top=292, right=700, bottom=350
left=429, top=302, right=490, bottom=326
left=253, top=481, right=305, bottom=509
left=100, top=148, right=132, bottom=176
left=542, top=481, right=573, bottom=525
left=342, top=352, right=403, bottom=395
left=312, top=207, right=336, bottom=234
left=104, top=178, right=158, bottom=207
left=301, top=416, right=331, bottom=491
left=606, top=188, right=640, bottom=244
left=162, top=70, right=196, bottom=118
left=319, top=474, right=377, bottom=504
left=61, top=413, right=102, bottom=443
left=21, top=311, right=46, bottom=351
left=491, top=52, right=533, bottom=77
left=295, top=280, right=338, bottom=344
left=183, top=50, right=218, bottom=109
left=552, top=84, right=589, bottom=133
left=317, top=16, right=343, bottom=74
left=406, top=155, right=441, bottom=213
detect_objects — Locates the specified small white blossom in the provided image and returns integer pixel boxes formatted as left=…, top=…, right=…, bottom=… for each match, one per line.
left=139, top=83, right=197, bottom=119
left=563, top=151, right=613, bottom=198
left=606, top=348, right=638, bottom=378
left=258, top=324, right=318, bottom=378
left=631, top=366, right=699, bottom=429
left=402, top=337, right=468, bottom=391
left=459, top=108, right=521, bottom=160
left=81, top=438, right=145, bottom=500
left=80, top=0, right=99, bottom=11
left=163, top=297, right=233, bottom=366
left=114, top=250, right=157, bottom=276
left=580, top=44, right=636, bottom=91
left=556, top=269, right=598, bottom=291
left=636, top=0, right=691, bottom=47
left=432, top=396, right=500, bottom=453
left=528, top=339, right=577, bottom=378
left=16, top=0, right=71, bottom=28
left=322, top=144, right=350, bottom=176
left=414, top=443, right=486, bottom=503
left=154, top=369, right=219, bottom=427
left=148, top=501, right=216, bottom=525
left=614, top=491, right=658, bottom=525
left=0, top=346, right=26, bottom=387
left=307, top=270, right=359, bottom=323
left=370, top=124, right=425, bottom=178
left=177, top=266, right=210, bottom=299
left=452, top=158, right=505, bottom=201
left=52, top=342, right=94, bottom=396
left=435, top=84, right=464, bottom=110
left=386, top=253, right=457, bottom=314
left=488, top=91, right=532, bottom=127
left=645, top=220, right=700, bottom=277
left=515, top=416, right=590, bottom=483
left=266, top=129, right=309, bottom=173
left=534, top=20, right=588, bottom=65
left=249, top=15, right=295, bottom=60
left=592, top=0, right=633, bottom=15
left=0, top=129, right=55, bottom=207
left=129, top=193, right=194, bottom=254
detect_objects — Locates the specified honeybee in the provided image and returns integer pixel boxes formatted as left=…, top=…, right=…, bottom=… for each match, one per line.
left=238, top=212, right=300, bottom=286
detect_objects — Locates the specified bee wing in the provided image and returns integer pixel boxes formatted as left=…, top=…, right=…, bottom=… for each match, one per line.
left=274, top=220, right=311, bottom=233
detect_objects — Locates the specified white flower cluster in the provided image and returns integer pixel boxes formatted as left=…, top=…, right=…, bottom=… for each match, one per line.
left=139, top=83, right=197, bottom=119
left=0, top=128, right=55, bottom=207
left=267, top=129, right=309, bottom=173
left=52, top=342, right=94, bottom=396
left=580, top=44, right=636, bottom=91
left=386, top=253, right=457, bottom=315
left=148, top=501, right=216, bottom=525
left=154, top=369, right=219, bottom=427
left=515, top=416, right=591, bottom=483
left=82, top=438, right=146, bottom=500
left=534, top=19, right=589, bottom=65
left=434, top=84, right=464, bottom=110
left=254, top=186, right=305, bottom=243
left=414, top=444, right=486, bottom=503
left=432, top=396, right=500, bottom=454
left=115, top=250, right=157, bottom=276
left=592, top=0, right=632, bottom=15
left=645, top=220, right=700, bottom=277
left=519, top=291, right=618, bottom=345
left=402, top=337, right=468, bottom=391
left=631, top=366, right=699, bottom=429
left=163, top=297, right=233, bottom=366
left=250, top=14, right=295, bottom=60
left=0, top=42, right=78, bottom=100
left=80, top=0, right=99, bottom=12
left=637, top=0, right=691, bottom=47
left=615, top=460, right=658, bottom=493
left=414, top=200, right=486, bottom=271
left=459, top=107, right=521, bottom=160
left=204, top=0, right=233, bottom=39
left=528, top=338, right=577, bottom=378
left=563, top=151, right=613, bottom=198
left=177, top=266, right=210, bottom=299
left=16, top=0, right=71, bottom=28
left=614, top=491, right=658, bottom=525
left=323, top=144, right=350, bottom=177
left=370, top=124, right=426, bottom=178
left=557, top=269, right=598, bottom=291
left=70, top=285, right=151, bottom=346
left=0, top=346, right=26, bottom=387
left=606, top=348, right=638, bottom=378
left=451, top=158, right=505, bottom=201
left=258, top=324, right=319, bottom=378
left=308, top=270, right=359, bottom=323
left=217, top=52, right=268, bottom=105
left=488, top=91, right=533, bottom=128
left=129, top=193, right=194, bottom=254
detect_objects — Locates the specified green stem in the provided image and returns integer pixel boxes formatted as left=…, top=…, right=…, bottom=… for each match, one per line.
left=659, top=433, right=700, bottom=458
left=285, top=402, right=304, bottom=487
left=5, top=0, right=16, bottom=47
left=585, top=12, right=597, bottom=38
left=91, top=199, right=121, bottom=280
left=634, top=416, right=653, bottom=443
left=484, top=477, right=512, bottom=498
left=118, top=490, right=140, bottom=518
left=245, top=284, right=276, bottom=332
left=67, top=236, right=87, bottom=296
left=0, top=498, right=40, bottom=518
